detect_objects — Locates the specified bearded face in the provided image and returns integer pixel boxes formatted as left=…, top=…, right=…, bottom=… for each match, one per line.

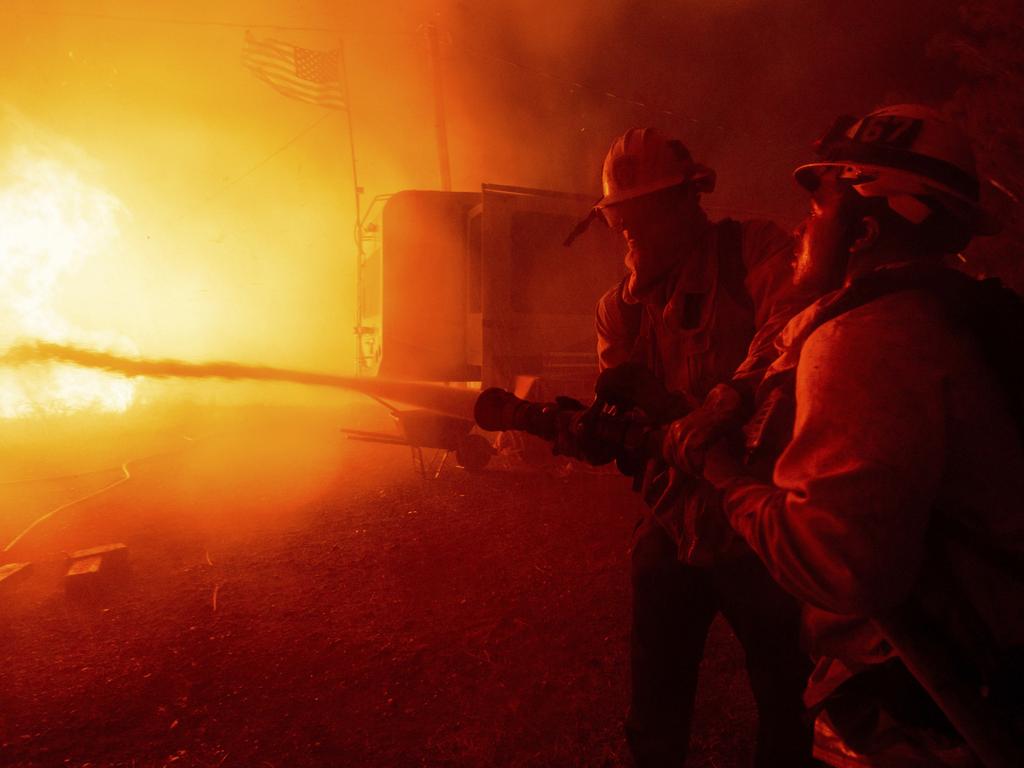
left=600, top=186, right=705, bottom=301
left=793, top=171, right=854, bottom=295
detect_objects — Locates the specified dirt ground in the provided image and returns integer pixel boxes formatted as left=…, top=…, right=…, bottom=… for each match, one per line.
left=1, top=403, right=756, bottom=767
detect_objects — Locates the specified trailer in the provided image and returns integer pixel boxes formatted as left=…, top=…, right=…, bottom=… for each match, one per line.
left=356, top=184, right=624, bottom=401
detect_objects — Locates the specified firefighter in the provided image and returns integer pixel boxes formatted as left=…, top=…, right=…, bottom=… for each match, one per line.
left=591, top=128, right=814, bottom=767
left=682, top=104, right=1024, bottom=766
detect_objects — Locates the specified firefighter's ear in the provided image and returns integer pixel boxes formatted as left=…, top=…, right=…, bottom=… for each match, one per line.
left=849, top=216, right=880, bottom=253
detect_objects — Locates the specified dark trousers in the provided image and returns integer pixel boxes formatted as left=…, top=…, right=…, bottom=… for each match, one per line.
left=626, top=519, right=814, bottom=767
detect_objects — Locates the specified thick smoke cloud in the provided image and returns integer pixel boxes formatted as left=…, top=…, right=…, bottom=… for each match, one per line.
left=1, top=0, right=971, bottom=392
left=407, top=0, right=964, bottom=222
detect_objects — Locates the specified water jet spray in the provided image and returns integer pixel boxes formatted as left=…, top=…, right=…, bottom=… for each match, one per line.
left=0, top=341, right=479, bottom=421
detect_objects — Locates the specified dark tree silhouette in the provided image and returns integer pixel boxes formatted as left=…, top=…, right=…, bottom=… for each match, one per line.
left=931, top=0, right=1024, bottom=290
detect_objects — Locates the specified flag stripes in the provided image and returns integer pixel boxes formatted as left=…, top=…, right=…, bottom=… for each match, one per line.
left=242, top=32, right=346, bottom=109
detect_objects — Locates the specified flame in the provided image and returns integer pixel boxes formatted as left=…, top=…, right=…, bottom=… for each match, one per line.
left=0, top=148, right=135, bottom=418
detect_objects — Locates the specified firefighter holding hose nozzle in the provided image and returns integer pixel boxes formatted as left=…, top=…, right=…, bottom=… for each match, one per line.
left=576, top=127, right=815, bottom=767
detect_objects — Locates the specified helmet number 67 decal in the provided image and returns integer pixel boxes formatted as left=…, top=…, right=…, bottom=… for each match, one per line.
left=853, top=116, right=923, bottom=148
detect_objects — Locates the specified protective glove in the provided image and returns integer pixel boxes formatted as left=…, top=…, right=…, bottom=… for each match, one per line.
left=594, top=362, right=694, bottom=423
left=551, top=397, right=617, bottom=466
left=661, top=383, right=745, bottom=476
left=612, top=425, right=665, bottom=491
left=550, top=396, right=586, bottom=458
left=701, top=436, right=748, bottom=490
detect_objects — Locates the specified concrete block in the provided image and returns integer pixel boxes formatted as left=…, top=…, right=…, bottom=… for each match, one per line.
left=65, top=545, right=129, bottom=600
left=0, top=562, right=32, bottom=589
left=65, top=555, right=105, bottom=600
left=67, top=555, right=104, bottom=577
left=68, top=543, right=128, bottom=566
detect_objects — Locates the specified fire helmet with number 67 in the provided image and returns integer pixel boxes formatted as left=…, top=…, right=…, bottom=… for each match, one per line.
left=794, top=104, right=999, bottom=234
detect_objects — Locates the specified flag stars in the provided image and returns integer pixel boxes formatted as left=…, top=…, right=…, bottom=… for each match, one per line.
left=294, top=48, right=340, bottom=84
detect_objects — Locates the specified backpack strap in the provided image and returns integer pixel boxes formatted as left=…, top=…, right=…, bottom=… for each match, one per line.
left=747, top=264, right=1024, bottom=468
left=811, top=264, right=1024, bottom=441
left=624, top=219, right=751, bottom=378
left=717, top=219, right=753, bottom=315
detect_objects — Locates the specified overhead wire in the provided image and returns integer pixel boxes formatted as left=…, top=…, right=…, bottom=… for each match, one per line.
left=8, top=7, right=792, bottom=261
left=194, top=111, right=333, bottom=208
left=6, top=6, right=701, bottom=125
left=446, top=38, right=700, bottom=124
left=13, top=7, right=337, bottom=33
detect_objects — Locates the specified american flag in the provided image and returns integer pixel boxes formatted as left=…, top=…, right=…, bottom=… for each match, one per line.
left=242, top=32, right=347, bottom=110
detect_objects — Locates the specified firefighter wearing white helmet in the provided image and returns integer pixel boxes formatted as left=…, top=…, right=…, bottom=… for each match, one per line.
left=794, top=103, right=1000, bottom=255
left=589, top=127, right=816, bottom=767
left=677, top=104, right=1024, bottom=767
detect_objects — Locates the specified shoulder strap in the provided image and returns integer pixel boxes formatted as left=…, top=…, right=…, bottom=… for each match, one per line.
left=607, top=275, right=658, bottom=373
left=717, top=219, right=753, bottom=313
left=613, top=274, right=644, bottom=342
left=810, top=265, right=1024, bottom=440
left=748, top=264, right=1024, bottom=464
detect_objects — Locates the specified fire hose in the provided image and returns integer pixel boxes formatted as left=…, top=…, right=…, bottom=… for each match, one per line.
left=4, top=342, right=1021, bottom=766
left=474, top=386, right=1024, bottom=768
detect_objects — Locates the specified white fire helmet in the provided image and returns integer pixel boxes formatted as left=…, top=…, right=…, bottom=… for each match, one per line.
left=794, top=104, right=999, bottom=234
left=597, top=127, right=716, bottom=209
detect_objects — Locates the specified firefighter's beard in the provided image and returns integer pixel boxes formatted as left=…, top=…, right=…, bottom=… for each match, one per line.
left=623, top=240, right=683, bottom=304
left=794, top=215, right=849, bottom=296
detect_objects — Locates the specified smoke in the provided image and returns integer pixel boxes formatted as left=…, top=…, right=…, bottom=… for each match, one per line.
left=416, top=0, right=965, bottom=220
left=0, top=0, right=977, bottom=415
left=209, top=0, right=973, bottom=229
left=0, top=341, right=479, bottom=419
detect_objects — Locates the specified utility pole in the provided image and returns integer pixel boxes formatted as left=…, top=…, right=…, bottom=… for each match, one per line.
left=425, top=23, right=453, bottom=191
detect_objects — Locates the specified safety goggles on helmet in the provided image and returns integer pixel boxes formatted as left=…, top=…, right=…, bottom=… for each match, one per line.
left=564, top=128, right=715, bottom=246
left=598, top=127, right=715, bottom=209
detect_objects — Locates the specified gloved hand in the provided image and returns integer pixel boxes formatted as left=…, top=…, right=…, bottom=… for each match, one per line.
left=551, top=397, right=617, bottom=466
left=613, top=425, right=666, bottom=491
left=661, top=383, right=745, bottom=476
left=550, top=396, right=586, bottom=458
left=594, top=363, right=694, bottom=423
left=701, top=437, right=747, bottom=489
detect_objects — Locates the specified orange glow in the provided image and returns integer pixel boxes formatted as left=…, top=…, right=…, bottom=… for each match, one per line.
left=0, top=1, right=625, bottom=417
left=0, top=148, right=135, bottom=417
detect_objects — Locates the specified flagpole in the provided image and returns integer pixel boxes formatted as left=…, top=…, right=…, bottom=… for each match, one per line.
left=338, top=38, right=367, bottom=373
